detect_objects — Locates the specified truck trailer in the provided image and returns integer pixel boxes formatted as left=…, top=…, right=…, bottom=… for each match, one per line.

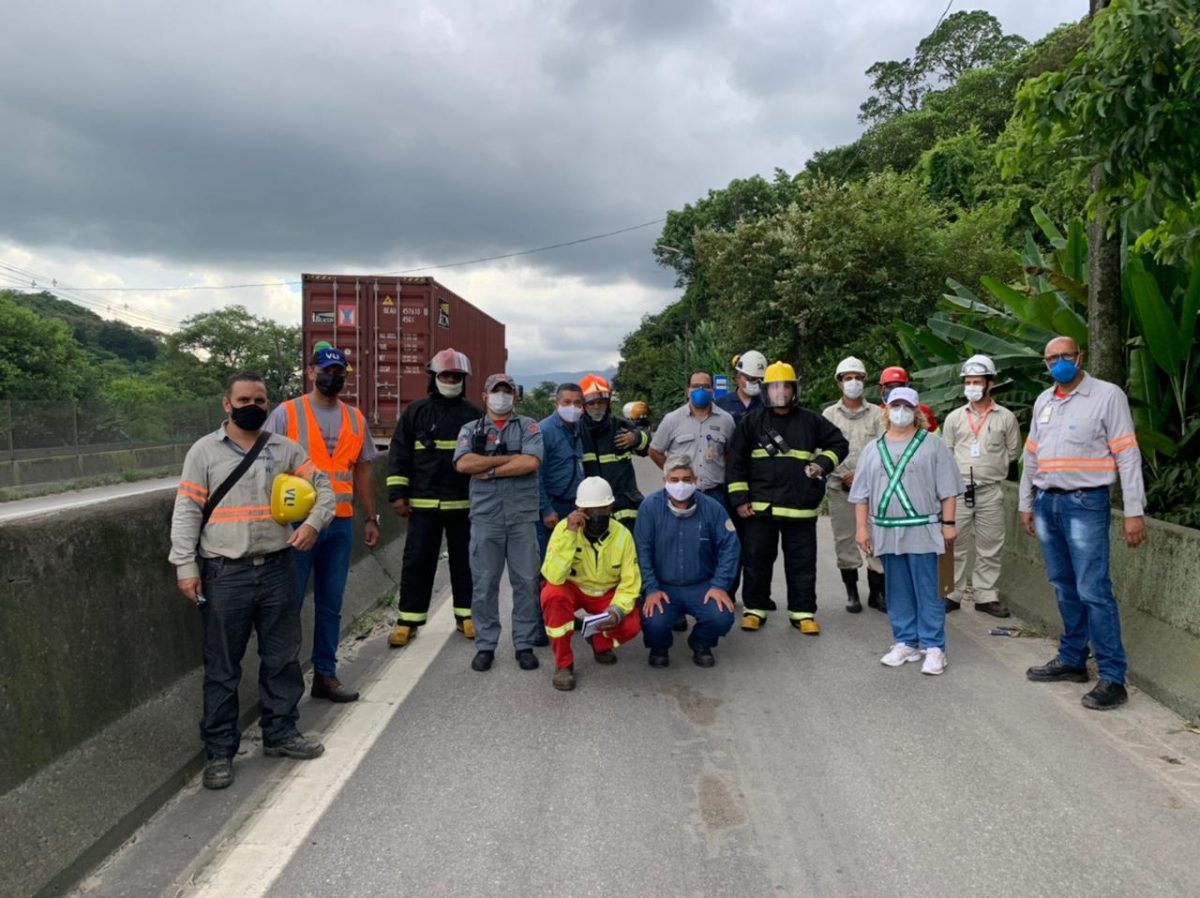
left=301, top=273, right=507, bottom=442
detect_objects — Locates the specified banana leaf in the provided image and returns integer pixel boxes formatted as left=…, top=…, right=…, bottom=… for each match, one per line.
left=1050, top=307, right=1088, bottom=345
left=1128, top=347, right=1164, bottom=435
left=980, top=276, right=1032, bottom=319
left=1031, top=205, right=1066, bottom=248
left=927, top=318, right=1035, bottom=357
left=1126, top=257, right=1183, bottom=373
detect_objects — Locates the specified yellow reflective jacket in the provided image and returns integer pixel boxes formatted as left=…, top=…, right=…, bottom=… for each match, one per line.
left=540, top=519, right=642, bottom=615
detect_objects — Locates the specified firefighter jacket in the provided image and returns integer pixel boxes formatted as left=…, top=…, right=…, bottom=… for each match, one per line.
left=387, top=393, right=484, bottom=510
left=728, top=406, right=850, bottom=520
left=541, top=518, right=642, bottom=616
left=580, top=414, right=649, bottom=523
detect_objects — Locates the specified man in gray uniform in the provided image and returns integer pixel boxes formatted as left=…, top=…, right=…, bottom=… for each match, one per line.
left=454, top=373, right=545, bottom=673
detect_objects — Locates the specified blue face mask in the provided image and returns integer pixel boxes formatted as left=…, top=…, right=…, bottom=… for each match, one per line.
left=1049, top=358, right=1078, bottom=384
left=689, top=387, right=712, bottom=408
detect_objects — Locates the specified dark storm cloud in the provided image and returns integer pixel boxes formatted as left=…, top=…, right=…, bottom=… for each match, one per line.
left=0, top=0, right=1074, bottom=291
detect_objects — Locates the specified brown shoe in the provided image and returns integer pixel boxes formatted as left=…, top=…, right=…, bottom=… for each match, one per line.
left=311, top=674, right=359, bottom=703
left=552, top=666, right=576, bottom=691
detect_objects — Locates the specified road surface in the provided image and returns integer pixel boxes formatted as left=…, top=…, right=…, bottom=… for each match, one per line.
left=0, top=477, right=177, bottom=524
left=73, top=461, right=1200, bottom=897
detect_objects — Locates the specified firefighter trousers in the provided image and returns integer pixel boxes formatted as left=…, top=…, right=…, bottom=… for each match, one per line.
left=949, top=481, right=1006, bottom=604
left=540, top=581, right=642, bottom=670
left=742, top=516, right=818, bottom=619
left=398, top=510, right=473, bottom=625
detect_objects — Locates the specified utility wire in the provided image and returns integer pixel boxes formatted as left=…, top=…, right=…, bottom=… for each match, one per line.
left=50, top=217, right=667, bottom=293
left=0, top=260, right=180, bottom=330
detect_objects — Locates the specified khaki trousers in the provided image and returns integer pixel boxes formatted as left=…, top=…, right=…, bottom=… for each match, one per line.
left=949, top=481, right=1006, bottom=603
left=827, top=484, right=882, bottom=574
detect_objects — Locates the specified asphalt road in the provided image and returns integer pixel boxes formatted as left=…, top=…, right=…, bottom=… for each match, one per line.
left=75, top=460, right=1200, bottom=898
left=0, top=477, right=177, bottom=524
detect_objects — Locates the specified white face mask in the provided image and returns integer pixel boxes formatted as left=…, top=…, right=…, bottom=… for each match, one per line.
left=664, top=481, right=697, bottom=503
left=487, top=392, right=514, bottom=415
left=889, top=406, right=916, bottom=429
left=842, top=379, right=864, bottom=400
left=964, top=385, right=985, bottom=403
left=743, top=381, right=761, bottom=397
left=556, top=404, right=582, bottom=424
left=436, top=379, right=463, bottom=398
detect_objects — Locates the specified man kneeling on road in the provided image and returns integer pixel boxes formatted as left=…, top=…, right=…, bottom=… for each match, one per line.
left=636, top=455, right=739, bottom=668
left=170, top=372, right=336, bottom=790
left=540, top=477, right=642, bottom=691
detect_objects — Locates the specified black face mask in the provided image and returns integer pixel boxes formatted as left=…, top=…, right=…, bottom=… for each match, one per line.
left=230, top=404, right=268, bottom=432
left=584, top=513, right=611, bottom=539
left=316, top=372, right=346, bottom=397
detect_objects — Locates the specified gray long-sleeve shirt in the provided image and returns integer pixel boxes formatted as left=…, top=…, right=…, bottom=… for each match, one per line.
left=169, top=425, right=335, bottom=580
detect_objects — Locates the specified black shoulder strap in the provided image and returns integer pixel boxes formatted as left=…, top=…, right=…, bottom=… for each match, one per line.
left=201, top=431, right=270, bottom=532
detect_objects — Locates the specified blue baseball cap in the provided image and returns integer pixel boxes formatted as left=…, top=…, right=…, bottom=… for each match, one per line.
left=312, top=346, right=348, bottom=369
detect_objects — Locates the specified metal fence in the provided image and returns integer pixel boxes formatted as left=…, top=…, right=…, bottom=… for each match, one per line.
left=0, top=400, right=226, bottom=462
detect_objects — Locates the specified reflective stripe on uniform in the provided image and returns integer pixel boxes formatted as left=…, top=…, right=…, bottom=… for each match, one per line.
left=819, top=449, right=839, bottom=466
left=749, top=448, right=815, bottom=461
left=1036, top=457, right=1117, bottom=472
left=727, top=481, right=749, bottom=493
left=410, top=498, right=441, bottom=509
left=545, top=620, right=575, bottom=638
left=598, top=453, right=631, bottom=464
left=750, top=501, right=818, bottom=519
left=452, top=606, right=472, bottom=619
left=613, top=509, right=638, bottom=521
left=873, top=513, right=940, bottom=528
left=788, top=611, right=815, bottom=620
left=387, top=475, right=410, bottom=487
left=397, top=610, right=428, bottom=623
left=581, top=452, right=598, bottom=463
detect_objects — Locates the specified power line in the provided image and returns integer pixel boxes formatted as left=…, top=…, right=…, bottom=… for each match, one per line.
left=51, top=217, right=667, bottom=293
left=931, top=1, right=955, bottom=33
left=0, top=260, right=180, bottom=331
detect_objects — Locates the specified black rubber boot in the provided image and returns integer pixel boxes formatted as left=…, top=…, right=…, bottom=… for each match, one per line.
left=866, top=569, right=887, bottom=613
left=842, top=568, right=862, bottom=613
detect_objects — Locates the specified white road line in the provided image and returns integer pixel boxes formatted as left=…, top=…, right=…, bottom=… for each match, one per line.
left=184, top=601, right=455, bottom=897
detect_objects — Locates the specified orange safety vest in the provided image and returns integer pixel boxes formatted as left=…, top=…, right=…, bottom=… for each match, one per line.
left=283, top=395, right=366, bottom=518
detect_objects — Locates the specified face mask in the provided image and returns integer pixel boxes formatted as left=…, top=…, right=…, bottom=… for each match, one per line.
left=557, top=404, right=582, bottom=424
left=316, top=372, right=345, bottom=397
left=743, top=381, right=761, bottom=397
left=842, top=379, right=864, bottom=400
left=964, top=385, right=985, bottom=402
left=436, top=379, right=464, bottom=398
left=889, top=406, right=915, bottom=429
left=689, top=387, right=712, bottom=408
left=664, top=481, right=697, bottom=503
left=586, top=406, right=607, bottom=422
left=230, top=404, right=268, bottom=432
left=487, top=392, right=514, bottom=415
left=584, top=513, right=610, bottom=539
left=1049, top=358, right=1078, bottom=384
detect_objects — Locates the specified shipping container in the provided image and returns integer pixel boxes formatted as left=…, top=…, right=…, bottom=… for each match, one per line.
left=301, top=274, right=507, bottom=442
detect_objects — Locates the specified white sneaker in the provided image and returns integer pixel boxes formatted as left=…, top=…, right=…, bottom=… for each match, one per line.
left=921, top=647, right=947, bottom=676
left=881, top=643, right=922, bottom=667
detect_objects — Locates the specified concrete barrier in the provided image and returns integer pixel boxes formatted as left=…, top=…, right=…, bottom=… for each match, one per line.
left=998, top=483, right=1200, bottom=722
left=0, top=443, right=189, bottom=489
left=0, top=456, right=405, bottom=897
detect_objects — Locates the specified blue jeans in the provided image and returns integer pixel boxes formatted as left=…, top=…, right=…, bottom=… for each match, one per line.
left=641, top=582, right=735, bottom=650
left=880, top=553, right=945, bottom=650
left=292, top=516, right=354, bottom=677
left=1034, top=487, right=1126, bottom=683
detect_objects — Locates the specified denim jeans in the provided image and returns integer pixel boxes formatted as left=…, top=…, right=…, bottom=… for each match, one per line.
left=880, top=552, right=945, bottom=651
left=199, top=552, right=302, bottom=757
left=1033, top=487, right=1126, bottom=683
left=641, top=581, right=735, bottom=650
left=291, top=516, right=354, bottom=677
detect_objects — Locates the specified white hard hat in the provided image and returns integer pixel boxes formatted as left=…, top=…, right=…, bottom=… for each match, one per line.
left=736, top=350, right=768, bottom=378
left=960, top=354, right=997, bottom=378
left=835, top=356, right=867, bottom=378
left=575, top=476, right=615, bottom=509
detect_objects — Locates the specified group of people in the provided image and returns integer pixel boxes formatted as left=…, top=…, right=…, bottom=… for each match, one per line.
left=169, top=334, right=1148, bottom=790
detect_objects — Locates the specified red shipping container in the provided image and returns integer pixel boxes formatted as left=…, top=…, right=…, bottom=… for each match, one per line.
left=301, top=274, right=507, bottom=441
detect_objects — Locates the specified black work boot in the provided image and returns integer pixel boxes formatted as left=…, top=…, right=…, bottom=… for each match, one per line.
left=842, top=568, right=862, bottom=613
left=866, top=569, right=887, bottom=613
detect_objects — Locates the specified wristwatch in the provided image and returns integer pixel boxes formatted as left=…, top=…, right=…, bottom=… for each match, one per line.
left=366, top=514, right=381, bottom=525
left=486, top=466, right=497, bottom=480
left=942, top=520, right=956, bottom=526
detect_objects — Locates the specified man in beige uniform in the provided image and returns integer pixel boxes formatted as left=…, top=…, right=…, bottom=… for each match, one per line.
left=941, top=355, right=1020, bottom=617
left=822, top=356, right=886, bottom=613
left=170, top=372, right=336, bottom=789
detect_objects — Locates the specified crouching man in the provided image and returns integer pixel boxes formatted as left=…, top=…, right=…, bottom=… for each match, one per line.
left=540, top=476, right=642, bottom=691
left=636, top=455, right=739, bottom=668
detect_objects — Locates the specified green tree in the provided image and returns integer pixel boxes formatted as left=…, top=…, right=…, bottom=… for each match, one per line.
left=165, top=305, right=302, bottom=400
left=0, top=294, right=96, bottom=400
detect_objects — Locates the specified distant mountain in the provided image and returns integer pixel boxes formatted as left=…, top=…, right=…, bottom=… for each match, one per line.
left=511, top=367, right=618, bottom=390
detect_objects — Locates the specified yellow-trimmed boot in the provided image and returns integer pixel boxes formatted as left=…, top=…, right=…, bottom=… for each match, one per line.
left=388, top=624, right=417, bottom=647
left=456, top=618, right=476, bottom=639
left=741, top=613, right=764, bottom=631
left=792, top=618, right=821, bottom=636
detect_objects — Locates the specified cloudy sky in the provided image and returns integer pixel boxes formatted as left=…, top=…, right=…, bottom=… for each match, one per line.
left=0, top=1, right=1073, bottom=373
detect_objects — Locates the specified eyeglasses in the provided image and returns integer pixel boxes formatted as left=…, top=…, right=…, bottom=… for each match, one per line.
left=1043, top=352, right=1079, bottom=363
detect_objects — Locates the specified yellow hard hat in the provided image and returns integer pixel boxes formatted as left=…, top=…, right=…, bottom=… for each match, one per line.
left=763, top=361, right=797, bottom=383
left=271, top=473, right=317, bottom=524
